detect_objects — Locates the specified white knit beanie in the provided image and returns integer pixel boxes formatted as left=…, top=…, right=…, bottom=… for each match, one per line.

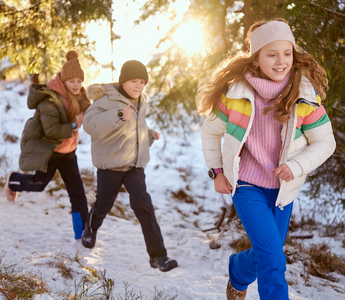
left=250, top=21, right=295, bottom=55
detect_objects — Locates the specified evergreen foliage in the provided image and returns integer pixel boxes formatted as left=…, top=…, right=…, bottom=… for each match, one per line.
left=285, top=0, right=345, bottom=220
left=139, top=0, right=287, bottom=133
left=0, top=0, right=112, bottom=78
left=138, top=0, right=345, bottom=220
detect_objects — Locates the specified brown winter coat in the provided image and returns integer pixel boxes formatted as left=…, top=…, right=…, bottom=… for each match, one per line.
left=19, top=84, right=75, bottom=172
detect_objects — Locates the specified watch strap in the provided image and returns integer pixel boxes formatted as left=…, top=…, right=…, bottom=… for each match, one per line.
left=214, top=168, right=223, bottom=174
left=208, top=168, right=223, bottom=180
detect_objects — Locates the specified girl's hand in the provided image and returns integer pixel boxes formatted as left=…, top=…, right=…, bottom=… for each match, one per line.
left=152, top=130, right=160, bottom=140
left=272, top=164, right=293, bottom=182
left=122, top=104, right=134, bottom=121
left=214, top=173, right=233, bottom=194
left=75, top=113, right=84, bottom=129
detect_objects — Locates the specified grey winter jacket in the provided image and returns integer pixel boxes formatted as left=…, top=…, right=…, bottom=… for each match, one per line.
left=83, top=84, right=155, bottom=170
left=19, top=84, right=73, bottom=172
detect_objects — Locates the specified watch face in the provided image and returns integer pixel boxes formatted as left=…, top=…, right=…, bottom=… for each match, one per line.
left=208, top=169, right=216, bottom=179
left=117, top=111, right=124, bottom=118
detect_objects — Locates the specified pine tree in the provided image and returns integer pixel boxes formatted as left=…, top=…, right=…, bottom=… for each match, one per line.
left=286, top=0, right=345, bottom=221
left=138, top=0, right=287, bottom=133
left=137, top=0, right=345, bottom=221
left=0, top=0, right=113, bottom=81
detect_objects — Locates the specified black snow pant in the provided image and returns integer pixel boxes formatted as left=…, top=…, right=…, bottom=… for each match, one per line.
left=8, top=150, right=88, bottom=239
left=88, top=167, right=167, bottom=258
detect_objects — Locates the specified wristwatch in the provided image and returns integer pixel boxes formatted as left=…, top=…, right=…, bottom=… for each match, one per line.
left=71, top=122, right=77, bottom=130
left=208, top=168, right=223, bottom=180
left=117, top=110, right=124, bottom=121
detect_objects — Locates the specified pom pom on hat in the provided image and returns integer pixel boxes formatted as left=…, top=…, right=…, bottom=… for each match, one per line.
left=119, top=60, right=149, bottom=85
left=61, top=50, right=84, bottom=82
left=66, top=50, right=78, bottom=61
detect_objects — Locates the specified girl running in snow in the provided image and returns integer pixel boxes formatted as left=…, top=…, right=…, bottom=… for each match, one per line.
left=5, top=50, right=90, bottom=241
left=196, top=19, right=336, bottom=300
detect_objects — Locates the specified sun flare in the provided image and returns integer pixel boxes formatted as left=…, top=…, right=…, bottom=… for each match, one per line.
left=172, top=21, right=203, bottom=53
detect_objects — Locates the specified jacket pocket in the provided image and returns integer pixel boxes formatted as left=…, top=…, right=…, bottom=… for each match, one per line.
left=276, top=175, right=307, bottom=208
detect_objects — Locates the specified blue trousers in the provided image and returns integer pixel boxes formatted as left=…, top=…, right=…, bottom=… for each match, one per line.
left=229, top=181, right=293, bottom=300
left=8, top=151, right=88, bottom=240
left=88, top=167, right=167, bottom=258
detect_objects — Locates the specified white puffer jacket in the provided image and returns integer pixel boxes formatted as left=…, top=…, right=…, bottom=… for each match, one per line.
left=201, top=77, right=336, bottom=209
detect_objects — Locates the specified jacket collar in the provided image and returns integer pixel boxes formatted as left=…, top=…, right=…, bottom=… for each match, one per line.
left=225, top=75, right=319, bottom=107
left=87, top=83, right=147, bottom=103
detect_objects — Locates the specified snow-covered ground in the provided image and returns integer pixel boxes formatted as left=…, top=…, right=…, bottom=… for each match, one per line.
left=0, top=80, right=344, bottom=299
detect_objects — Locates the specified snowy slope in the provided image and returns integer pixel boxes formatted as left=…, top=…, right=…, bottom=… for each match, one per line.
left=0, top=80, right=344, bottom=299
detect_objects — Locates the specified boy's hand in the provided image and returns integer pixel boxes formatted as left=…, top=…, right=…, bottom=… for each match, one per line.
left=214, top=173, right=232, bottom=194
left=272, top=164, right=293, bottom=182
left=152, top=130, right=160, bottom=140
left=122, top=104, right=134, bottom=121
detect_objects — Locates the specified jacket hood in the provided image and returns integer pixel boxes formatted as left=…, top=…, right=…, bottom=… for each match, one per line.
left=86, top=83, right=120, bottom=102
left=47, top=73, right=68, bottom=99
left=27, top=84, right=60, bottom=109
left=298, top=76, right=320, bottom=107
left=87, top=83, right=147, bottom=103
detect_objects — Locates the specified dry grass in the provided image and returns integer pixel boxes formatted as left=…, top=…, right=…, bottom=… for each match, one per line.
left=285, top=239, right=345, bottom=284
left=308, top=243, right=345, bottom=277
left=80, top=168, right=96, bottom=188
left=3, top=133, right=18, bottom=143
left=230, top=235, right=252, bottom=253
left=171, top=188, right=194, bottom=204
left=0, top=251, right=49, bottom=299
left=1, top=250, right=179, bottom=299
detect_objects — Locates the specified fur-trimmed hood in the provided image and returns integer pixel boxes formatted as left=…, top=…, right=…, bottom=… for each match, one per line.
left=86, top=83, right=147, bottom=104
left=87, top=83, right=119, bottom=102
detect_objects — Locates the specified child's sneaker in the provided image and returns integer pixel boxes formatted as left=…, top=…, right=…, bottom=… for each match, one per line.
left=5, top=172, right=18, bottom=202
left=81, top=226, right=97, bottom=249
left=149, top=256, right=178, bottom=272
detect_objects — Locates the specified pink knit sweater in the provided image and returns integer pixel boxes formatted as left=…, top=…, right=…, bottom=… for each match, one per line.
left=238, top=72, right=290, bottom=188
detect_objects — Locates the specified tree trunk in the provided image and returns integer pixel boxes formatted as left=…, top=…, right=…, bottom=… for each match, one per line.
left=243, top=0, right=286, bottom=51
left=30, top=74, right=39, bottom=84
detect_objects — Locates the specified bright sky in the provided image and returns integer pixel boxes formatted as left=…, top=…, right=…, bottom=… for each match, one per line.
left=85, top=0, right=203, bottom=84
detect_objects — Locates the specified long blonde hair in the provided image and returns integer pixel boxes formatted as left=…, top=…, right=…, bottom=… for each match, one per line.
left=65, top=87, right=90, bottom=122
left=196, top=18, right=328, bottom=123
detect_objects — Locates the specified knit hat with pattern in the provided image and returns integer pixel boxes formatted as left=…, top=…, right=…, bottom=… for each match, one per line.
left=119, top=60, right=148, bottom=85
left=60, top=50, right=84, bottom=82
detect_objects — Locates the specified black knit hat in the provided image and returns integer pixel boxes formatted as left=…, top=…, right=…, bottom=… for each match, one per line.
left=119, top=60, right=149, bottom=85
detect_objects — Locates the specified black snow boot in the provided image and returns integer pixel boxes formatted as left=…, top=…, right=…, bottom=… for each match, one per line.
left=82, top=226, right=97, bottom=249
left=149, top=256, right=178, bottom=272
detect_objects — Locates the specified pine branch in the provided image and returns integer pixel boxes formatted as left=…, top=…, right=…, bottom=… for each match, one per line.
left=2, top=1, right=41, bottom=15
left=309, top=1, right=345, bottom=18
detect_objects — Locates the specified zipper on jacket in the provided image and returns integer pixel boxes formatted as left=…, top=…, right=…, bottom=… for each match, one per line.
left=231, top=97, right=255, bottom=195
left=279, top=122, right=289, bottom=162
left=135, top=103, right=140, bottom=167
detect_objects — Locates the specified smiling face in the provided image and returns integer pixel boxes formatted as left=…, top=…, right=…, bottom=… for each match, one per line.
left=255, top=40, right=293, bottom=82
left=64, top=78, right=83, bottom=95
left=122, top=78, right=146, bottom=99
